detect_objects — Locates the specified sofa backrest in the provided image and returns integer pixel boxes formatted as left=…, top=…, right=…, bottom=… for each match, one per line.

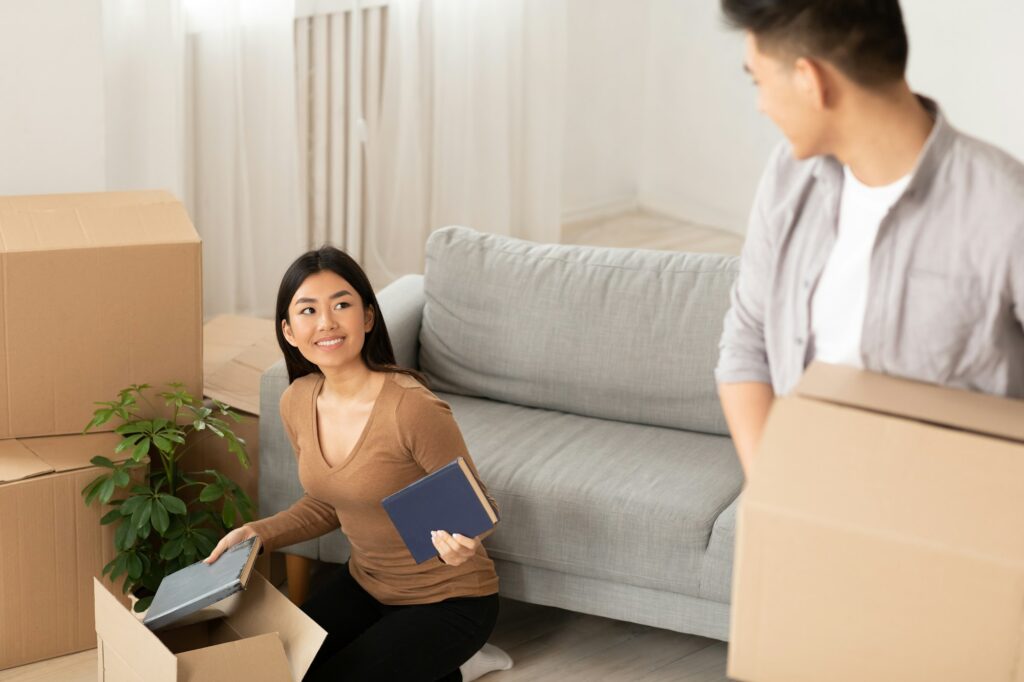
left=419, top=226, right=739, bottom=436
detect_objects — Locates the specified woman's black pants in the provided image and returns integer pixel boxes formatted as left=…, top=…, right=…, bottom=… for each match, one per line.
left=300, top=563, right=499, bottom=681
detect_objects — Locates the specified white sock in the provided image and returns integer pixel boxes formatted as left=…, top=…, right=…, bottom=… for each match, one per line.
left=459, top=643, right=513, bottom=681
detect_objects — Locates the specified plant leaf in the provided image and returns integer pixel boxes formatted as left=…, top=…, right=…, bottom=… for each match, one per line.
left=199, top=484, right=224, bottom=503
left=133, top=596, right=153, bottom=613
left=159, top=495, right=187, bottom=515
left=127, top=554, right=143, bottom=580
left=98, top=477, right=117, bottom=504
left=90, top=455, right=115, bottom=469
left=151, top=501, right=170, bottom=534
left=100, top=508, right=123, bottom=525
left=221, top=499, right=237, bottom=527
left=159, top=537, right=185, bottom=560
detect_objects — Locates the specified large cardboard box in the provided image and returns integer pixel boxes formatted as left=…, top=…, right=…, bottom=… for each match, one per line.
left=94, top=571, right=327, bottom=681
left=0, top=191, right=202, bottom=440
left=0, top=432, right=132, bottom=669
left=728, top=362, right=1024, bottom=682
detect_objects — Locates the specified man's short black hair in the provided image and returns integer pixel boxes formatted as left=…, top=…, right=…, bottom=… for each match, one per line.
left=721, top=0, right=909, bottom=88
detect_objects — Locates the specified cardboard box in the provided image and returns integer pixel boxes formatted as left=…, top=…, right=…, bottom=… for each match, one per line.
left=728, top=362, right=1024, bottom=682
left=0, top=432, right=132, bottom=669
left=94, top=571, right=327, bottom=681
left=0, top=190, right=202, bottom=440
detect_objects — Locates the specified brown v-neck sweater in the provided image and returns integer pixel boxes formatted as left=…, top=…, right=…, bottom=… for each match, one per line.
left=247, top=371, right=499, bottom=605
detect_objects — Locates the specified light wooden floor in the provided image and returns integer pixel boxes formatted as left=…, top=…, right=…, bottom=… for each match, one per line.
left=0, top=594, right=729, bottom=682
left=2, top=216, right=737, bottom=681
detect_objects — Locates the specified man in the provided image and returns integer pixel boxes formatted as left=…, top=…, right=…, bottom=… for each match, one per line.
left=714, top=0, right=1024, bottom=476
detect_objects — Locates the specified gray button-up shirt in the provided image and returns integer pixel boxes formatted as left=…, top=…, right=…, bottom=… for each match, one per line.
left=715, top=100, right=1024, bottom=398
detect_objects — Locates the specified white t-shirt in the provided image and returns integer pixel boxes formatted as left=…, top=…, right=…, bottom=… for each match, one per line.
left=810, top=166, right=911, bottom=367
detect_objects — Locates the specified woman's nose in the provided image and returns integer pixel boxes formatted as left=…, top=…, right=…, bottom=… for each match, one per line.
left=318, top=310, right=338, bottom=330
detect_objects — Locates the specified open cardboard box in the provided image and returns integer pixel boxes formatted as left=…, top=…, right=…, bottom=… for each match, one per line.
left=728, top=362, right=1024, bottom=682
left=94, top=571, right=327, bottom=681
left=0, top=432, right=131, bottom=669
left=0, top=190, right=202, bottom=440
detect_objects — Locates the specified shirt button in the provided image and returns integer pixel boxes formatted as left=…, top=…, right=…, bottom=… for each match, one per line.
left=795, top=337, right=804, bottom=346
left=802, top=280, right=811, bottom=290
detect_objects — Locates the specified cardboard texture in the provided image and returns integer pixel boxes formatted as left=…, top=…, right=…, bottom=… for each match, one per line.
left=0, top=190, right=202, bottom=440
left=728, top=362, right=1024, bottom=682
left=0, top=432, right=132, bottom=670
left=94, top=572, right=327, bottom=681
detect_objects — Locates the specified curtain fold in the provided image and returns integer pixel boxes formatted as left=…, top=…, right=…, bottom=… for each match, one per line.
left=364, top=0, right=568, bottom=288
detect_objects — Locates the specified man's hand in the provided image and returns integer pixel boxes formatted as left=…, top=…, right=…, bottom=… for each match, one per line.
left=204, top=525, right=259, bottom=564
left=431, top=530, right=480, bottom=566
left=718, top=381, right=775, bottom=478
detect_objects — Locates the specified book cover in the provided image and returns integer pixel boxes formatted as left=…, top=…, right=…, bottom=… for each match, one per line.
left=382, top=457, right=499, bottom=564
left=143, top=535, right=261, bottom=631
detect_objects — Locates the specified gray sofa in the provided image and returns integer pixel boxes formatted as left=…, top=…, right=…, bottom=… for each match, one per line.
left=259, top=226, right=744, bottom=640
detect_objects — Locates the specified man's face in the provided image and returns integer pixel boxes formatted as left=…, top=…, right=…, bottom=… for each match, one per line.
left=744, top=33, right=828, bottom=159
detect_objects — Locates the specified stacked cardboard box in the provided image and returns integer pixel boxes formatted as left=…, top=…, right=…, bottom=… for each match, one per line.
left=728, top=362, right=1024, bottom=682
left=0, top=191, right=202, bottom=669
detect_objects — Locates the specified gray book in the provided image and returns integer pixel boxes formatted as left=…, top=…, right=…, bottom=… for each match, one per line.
left=143, top=535, right=261, bottom=631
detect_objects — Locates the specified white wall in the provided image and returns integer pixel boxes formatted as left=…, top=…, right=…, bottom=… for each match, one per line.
left=637, top=0, right=779, bottom=234
left=563, top=0, right=1024, bottom=236
left=0, top=1, right=107, bottom=195
left=902, top=0, right=1024, bottom=164
left=561, top=0, right=651, bottom=220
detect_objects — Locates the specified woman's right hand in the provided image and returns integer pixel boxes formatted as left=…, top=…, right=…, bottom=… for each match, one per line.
left=204, top=525, right=260, bottom=564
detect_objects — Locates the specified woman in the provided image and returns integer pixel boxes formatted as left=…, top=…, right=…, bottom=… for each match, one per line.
left=205, top=246, right=511, bottom=681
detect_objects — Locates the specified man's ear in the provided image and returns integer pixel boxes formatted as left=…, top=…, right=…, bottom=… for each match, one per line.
left=281, top=318, right=299, bottom=348
left=793, top=56, right=828, bottom=110
left=364, top=304, right=375, bottom=333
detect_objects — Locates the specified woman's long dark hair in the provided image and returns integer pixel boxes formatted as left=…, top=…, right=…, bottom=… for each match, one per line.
left=275, top=245, right=426, bottom=386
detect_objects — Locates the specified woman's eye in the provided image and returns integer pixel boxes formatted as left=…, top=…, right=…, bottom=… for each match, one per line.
left=301, top=306, right=315, bottom=315
left=335, top=302, right=350, bottom=310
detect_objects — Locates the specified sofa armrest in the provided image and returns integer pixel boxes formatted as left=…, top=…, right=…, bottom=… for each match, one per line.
left=376, top=274, right=425, bottom=371
left=257, top=360, right=323, bottom=560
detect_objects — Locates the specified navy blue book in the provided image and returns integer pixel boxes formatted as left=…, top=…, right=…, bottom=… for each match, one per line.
left=382, top=457, right=499, bottom=564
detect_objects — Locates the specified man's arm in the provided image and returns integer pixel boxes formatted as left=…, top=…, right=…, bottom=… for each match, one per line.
left=715, top=143, right=786, bottom=475
left=718, top=382, right=774, bottom=477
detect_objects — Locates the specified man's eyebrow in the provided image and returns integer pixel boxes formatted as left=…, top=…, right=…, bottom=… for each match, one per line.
left=294, top=290, right=352, bottom=305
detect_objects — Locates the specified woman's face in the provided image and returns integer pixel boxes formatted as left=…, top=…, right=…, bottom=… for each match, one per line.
left=282, top=270, right=374, bottom=373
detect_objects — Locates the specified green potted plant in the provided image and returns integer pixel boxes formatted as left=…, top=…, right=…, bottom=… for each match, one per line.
left=80, top=382, right=254, bottom=612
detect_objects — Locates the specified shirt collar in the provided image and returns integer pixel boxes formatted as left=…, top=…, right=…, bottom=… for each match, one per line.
left=812, top=95, right=954, bottom=200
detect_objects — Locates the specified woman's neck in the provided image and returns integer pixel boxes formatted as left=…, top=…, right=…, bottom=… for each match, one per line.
left=319, top=362, right=379, bottom=403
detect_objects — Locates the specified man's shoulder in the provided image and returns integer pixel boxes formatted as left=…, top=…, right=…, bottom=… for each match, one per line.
left=946, top=129, right=1024, bottom=202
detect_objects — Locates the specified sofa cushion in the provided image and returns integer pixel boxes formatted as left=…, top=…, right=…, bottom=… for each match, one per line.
left=442, top=392, right=743, bottom=598
left=699, top=496, right=739, bottom=603
left=420, top=226, right=739, bottom=436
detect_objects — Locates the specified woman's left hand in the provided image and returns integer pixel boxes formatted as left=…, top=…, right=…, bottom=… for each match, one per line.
left=431, top=530, right=479, bottom=566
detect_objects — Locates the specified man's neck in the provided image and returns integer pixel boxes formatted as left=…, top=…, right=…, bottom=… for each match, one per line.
left=832, top=83, right=935, bottom=187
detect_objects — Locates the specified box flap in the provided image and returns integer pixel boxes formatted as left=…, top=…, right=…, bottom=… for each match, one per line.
left=0, top=191, right=199, bottom=253
left=0, top=439, right=52, bottom=484
left=176, top=632, right=292, bottom=682
left=18, top=432, right=125, bottom=473
left=225, top=572, right=327, bottom=682
left=796, top=362, right=1024, bottom=444
left=93, top=578, right=177, bottom=682
left=203, top=315, right=281, bottom=415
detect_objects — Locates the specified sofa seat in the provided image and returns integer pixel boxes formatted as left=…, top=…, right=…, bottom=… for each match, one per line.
left=441, top=392, right=743, bottom=599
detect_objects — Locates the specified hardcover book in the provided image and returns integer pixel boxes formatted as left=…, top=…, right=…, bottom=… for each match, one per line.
left=382, top=457, right=499, bottom=563
left=143, top=535, right=261, bottom=631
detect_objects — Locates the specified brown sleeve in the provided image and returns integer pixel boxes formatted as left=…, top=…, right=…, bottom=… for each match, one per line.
left=246, top=382, right=340, bottom=553
left=396, top=387, right=499, bottom=517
